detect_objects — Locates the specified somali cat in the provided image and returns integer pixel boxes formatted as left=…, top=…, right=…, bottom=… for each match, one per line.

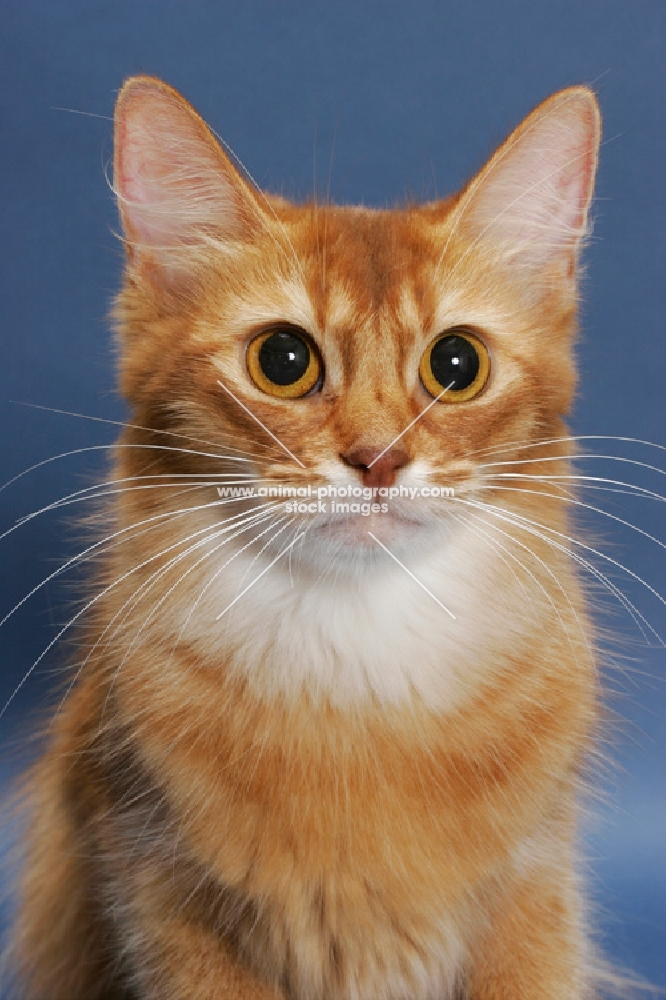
left=8, top=77, right=620, bottom=998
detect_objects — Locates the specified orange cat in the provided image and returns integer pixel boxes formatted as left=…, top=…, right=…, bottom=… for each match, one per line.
left=9, top=77, right=614, bottom=997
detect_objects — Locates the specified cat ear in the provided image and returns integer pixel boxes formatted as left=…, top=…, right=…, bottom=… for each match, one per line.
left=454, top=88, right=601, bottom=281
left=113, top=76, right=264, bottom=284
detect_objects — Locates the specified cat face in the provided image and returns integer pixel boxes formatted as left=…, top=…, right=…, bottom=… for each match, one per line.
left=113, top=79, right=599, bottom=573
left=107, top=80, right=600, bottom=705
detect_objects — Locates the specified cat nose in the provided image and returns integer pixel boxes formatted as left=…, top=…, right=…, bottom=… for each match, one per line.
left=342, top=447, right=409, bottom=489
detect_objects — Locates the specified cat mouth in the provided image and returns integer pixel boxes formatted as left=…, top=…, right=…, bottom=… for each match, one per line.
left=309, top=504, right=431, bottom=547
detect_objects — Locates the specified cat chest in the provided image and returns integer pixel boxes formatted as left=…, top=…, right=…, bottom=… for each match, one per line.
left=100, top=736, right=473, bottom=998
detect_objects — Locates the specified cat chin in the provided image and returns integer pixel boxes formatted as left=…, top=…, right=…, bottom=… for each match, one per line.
left=315, top=508, right=427, bottom=542
left=292, top=509, right=440, bottom=571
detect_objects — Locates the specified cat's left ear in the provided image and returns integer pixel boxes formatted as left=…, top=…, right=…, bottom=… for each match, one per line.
left=453, top=87, right=601, bottom=283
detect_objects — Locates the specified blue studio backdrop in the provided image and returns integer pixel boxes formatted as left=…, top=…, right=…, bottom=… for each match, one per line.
left=1, top=0, right=665, bottom=990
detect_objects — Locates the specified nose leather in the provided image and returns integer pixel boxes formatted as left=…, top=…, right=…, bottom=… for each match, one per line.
left=342, top=447, right=409, bottom=489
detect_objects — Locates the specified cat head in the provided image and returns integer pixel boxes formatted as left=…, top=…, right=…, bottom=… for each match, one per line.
left=112, top=78, right=600, bottom=565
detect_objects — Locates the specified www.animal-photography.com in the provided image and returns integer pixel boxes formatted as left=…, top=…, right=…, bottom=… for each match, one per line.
left=1, top=3, right=664, bottom=997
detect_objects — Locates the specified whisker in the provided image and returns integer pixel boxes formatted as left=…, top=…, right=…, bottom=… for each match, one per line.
left=11, top=475, right=265, bottom=525
left=481, top=472, right=666, bottom=503
left=464, top=501, right=661, bottom=642
left=163, top=514, right=294, bottom=669
left=479, top=454, right=666, bottom=479
left=9, top=400, right=267, bottom=459
left=102, top=509, right=286, bottom=705
left=464, top=503, right=649, bottom=642
left=216, top=525, right=305, bottom=621
left=450, top=500, right=589, bottom=659
left=459, top=497, right=652, bottom=643
left=58, top=504, right=281, bottom=721
left=0, top=499, right=277, bottom=719
left=90, top=504, right=279, bottom=662
left=0, top=441, right=260, bottom=499
left=0, top=493, right=275, bottom=632
left=463, top=434, right=666, bottom=463
left=475, top=483, right=666, bottom=557
left=455, top=496, right=664, bottom=644
left=51, top=106, right=114, bottom=121
left=475, top=480, right=666, bottom=642
left=0, top=476, right=270, bottom=549
left=447, top=509, right=539, bottom=618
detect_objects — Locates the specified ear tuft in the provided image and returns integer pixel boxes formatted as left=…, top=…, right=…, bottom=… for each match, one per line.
left=456, top=87, right=601, bottom=276
left=113, top=77, right=260, bottom=280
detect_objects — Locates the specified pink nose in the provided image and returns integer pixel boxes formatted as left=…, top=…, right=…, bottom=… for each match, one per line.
left=342, top=447, right=409, bottom=489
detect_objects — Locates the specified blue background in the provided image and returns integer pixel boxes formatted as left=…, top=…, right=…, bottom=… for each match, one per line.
left=1, top=0, right=664, bottom=991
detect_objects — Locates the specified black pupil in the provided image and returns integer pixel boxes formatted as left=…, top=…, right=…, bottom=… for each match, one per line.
left=430, top=334, right=479, bottom=392
left=259, top=330, right=311, bottom=386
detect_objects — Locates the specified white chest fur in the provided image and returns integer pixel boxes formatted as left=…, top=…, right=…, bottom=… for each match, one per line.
left=167, top=511, right=538, bottom=712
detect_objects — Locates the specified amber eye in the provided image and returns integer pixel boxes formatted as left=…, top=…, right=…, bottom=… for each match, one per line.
left=246, top=327, right=322, bottom=398
left=419, top=328, right=490, bottom=402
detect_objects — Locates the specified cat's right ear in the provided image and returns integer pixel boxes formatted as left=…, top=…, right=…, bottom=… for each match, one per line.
left=113, top=77, right=265, bottom=287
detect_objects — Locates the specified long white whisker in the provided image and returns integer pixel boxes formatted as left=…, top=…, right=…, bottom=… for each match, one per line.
left=475, top=484, right=666, bottom=555
left=481, top=472, right=666, bottom=503
left=464, top=434, right=666, bottom=463
left=450, top=500, right=587, bottom=657
left=60, top=505, right=280, bottom=721
left=0, top=499, right=276, bottom=719
left=0, top=493, right=275, bottom=632
left=479, top=454, right=666, bottom=479
left=102, top=510, right=286, bottom=704
left=0, top=474, right=271, bottom=546
left=474, top=481, right=666, bottom=642
left=94, top=505, right=278, bottom=661
left=456, top=496, right=664, bottom=644
left=12, top=477, right=267, bottom=528
left=163, top=515, right=294, bottom=669
left=216, top=529, right=306, bottom=621
left=0, top=441, right=259, bottom=499
left=447, top=509, right=539, bottom=618
left=506, top=503, right=654, bottom=643
left=10, top=400, right=269, bottom=459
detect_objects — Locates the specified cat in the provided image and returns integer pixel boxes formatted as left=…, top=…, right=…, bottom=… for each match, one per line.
left=6, top=75, right=624, bottom=998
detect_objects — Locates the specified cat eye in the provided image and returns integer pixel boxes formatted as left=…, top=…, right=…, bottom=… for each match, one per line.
left=246, top=327, right=322, bottom=398
left=419, top=328, right=490, bottom=402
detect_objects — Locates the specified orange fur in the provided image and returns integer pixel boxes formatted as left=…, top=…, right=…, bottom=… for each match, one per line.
left=9, top=78, right=620, bottom=998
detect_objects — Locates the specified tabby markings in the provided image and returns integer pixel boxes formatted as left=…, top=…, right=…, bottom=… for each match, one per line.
left=216, top=378, right=306, bottom=468
left=367, top=381, right=456, bottom=467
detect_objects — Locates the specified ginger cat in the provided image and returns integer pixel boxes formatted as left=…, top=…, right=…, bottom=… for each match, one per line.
left=9, top=77, right=612, bottom=998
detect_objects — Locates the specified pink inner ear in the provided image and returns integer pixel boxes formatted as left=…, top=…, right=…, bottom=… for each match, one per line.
left=461, top=91, right=600, bottom=269
left=116, top=122, right=167, bottom=246
left=114, top=87, right=242, bottom=253
left=119, top=140, right=155, bottom=209
left=555, top=135, right=597, bottom=232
